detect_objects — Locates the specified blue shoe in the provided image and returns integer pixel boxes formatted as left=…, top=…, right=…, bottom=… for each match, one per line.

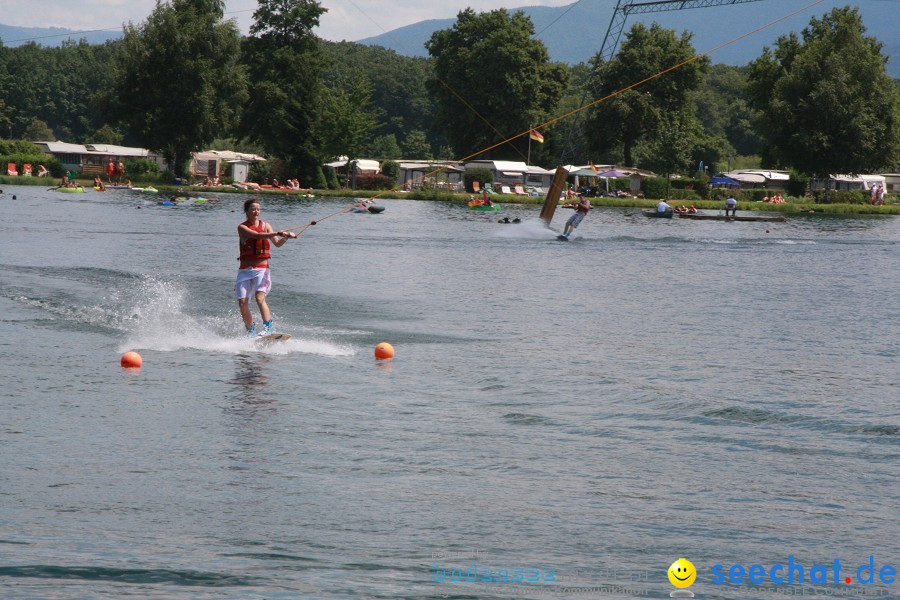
left=260, top=320, right=274, bottom=336
left=247, top=324, right=256, bottom=337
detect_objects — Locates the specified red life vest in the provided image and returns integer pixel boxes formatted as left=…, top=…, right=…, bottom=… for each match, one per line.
left=239, top=220, right=271, bottom=262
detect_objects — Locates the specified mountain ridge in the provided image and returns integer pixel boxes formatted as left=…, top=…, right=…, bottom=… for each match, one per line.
left=357, top=1, right=899, bottom=77
left=1, top=1, right=896, bottom=77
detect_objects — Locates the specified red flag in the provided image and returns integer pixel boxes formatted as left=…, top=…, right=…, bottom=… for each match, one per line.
left=529, top=129, right=544, bottom=143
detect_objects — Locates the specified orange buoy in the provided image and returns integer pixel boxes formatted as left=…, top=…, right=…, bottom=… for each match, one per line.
left=121, top=351, right=143, bottom=368
left=374, top=342, right=394, bottom=360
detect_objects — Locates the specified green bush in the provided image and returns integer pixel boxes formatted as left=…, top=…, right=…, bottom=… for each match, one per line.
left=464, top=168, right=493, bottom=193
left=310, top=166, right=328, bottom=190
left=786, top=169, right=809, bottom=197
left=811, top=189, right=869, bottom=204
left=354, top=173, right=394, bottom=190
left=124, top=158, right=161, bottom=180
left=323, top=165, right=340, bottom=189
left=380, top=159, right=400, bottom=182
left=0, top=140, right=43, bottom=155
left=248, top=161, right=271, bottom=183
left=641, top=177, right=669, bottom=199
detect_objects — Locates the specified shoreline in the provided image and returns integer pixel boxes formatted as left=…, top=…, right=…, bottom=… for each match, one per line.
left=2, top=176, right=897, bottom=215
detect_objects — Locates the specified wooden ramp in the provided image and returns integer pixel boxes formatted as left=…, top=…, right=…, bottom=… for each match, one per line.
left=539, top=166, right=569, bottom=225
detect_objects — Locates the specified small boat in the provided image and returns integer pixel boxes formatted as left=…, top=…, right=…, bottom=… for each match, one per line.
left=53, top=186, right=85, bottom=193
left=469, top=202, right=501, bottom=211
left=678, top=213, right=787, bottom=222
left=643, top=210, right=673, bottom=218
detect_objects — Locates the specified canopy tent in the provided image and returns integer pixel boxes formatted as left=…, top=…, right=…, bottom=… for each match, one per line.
left=597, top=169, right=629, bottom=178
left=570, top=168, right=601, bottom=177
left=710, top=175, right=740, bottom=188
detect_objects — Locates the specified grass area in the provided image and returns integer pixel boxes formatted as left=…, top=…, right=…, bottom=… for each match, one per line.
left=3, top=175, right=897, bottom=215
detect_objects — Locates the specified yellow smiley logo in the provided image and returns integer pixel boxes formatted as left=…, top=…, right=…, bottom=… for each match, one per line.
left=668, top=558, right=697, bottom=588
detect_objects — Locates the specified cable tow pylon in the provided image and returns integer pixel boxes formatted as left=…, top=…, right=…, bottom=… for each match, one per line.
left=559, top=0, right=769, bottom=165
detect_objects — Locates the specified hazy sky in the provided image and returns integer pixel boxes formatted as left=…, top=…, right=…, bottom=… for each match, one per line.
left=5, top=0, right=575, bottom=42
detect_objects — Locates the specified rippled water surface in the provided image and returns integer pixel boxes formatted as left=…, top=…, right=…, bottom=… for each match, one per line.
left=1, top=185, right=898, bottom=599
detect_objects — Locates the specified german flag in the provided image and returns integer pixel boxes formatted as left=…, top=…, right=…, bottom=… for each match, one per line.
left=529, top=129, right=544, bottom=143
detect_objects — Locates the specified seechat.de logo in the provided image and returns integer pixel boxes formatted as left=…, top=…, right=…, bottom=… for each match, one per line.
left=712, top=555, right=896, bottom=586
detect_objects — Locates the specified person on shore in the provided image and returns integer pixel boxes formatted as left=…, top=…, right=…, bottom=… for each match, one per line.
left=563, top=194, right=591, bottom=238
left=115, top=160, right=125, bottom=185
left=656, top=199, right=672, bottom=213
left=106, top=158, right=115, bottom=183
left=725, top=194, right=737, bottom=216
left=236, top=199, right=297, bottom=337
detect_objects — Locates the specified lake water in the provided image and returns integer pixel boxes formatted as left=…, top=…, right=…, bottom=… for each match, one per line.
left=1, top=185, right=897, bottom=599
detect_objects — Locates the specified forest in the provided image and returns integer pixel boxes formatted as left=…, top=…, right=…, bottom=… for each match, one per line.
left=0, top=0, right=897, bottom=186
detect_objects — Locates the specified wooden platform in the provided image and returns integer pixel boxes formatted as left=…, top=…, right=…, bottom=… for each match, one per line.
left=678, top=213, right=787, bottom=222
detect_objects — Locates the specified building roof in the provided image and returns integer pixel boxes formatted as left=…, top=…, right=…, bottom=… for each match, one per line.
left=465, top=160, right=528, bottom=172
left=733, top=169, right=790, bottom=181
left=399, top=162, right=464, bottom=172
left=725, top=171, right=766, bottom=184
left=34, top=141, right=154, bottom=158
left=195, top=150, right=266, bottom=162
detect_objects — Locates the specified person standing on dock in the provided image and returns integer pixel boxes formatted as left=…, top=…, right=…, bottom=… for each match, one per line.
left=236, top=199, right=297, bottom=337
left=725, top=194, right=737, bottom=217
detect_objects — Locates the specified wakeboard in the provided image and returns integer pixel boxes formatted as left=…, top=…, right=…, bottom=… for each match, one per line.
left=557, top=235, right=569, bottom=241
left=258, top=333, right=292, bottom=342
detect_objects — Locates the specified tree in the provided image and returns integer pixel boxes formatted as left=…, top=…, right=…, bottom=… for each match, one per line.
left=239, top=0, right=327, bottom=182
left=369, top=134, right=402, bottom=160
left=322, top=42, right=436, bottom=151
left=23, top=118, right=54, bottom=140
left=747, top=7, right=900, bottom=175
left=586, top=23, right=708, bottom=167
left=639, top=110, right=693, bottom=199
left=90, top=124, right=125, bottom=145
left=0, top=46, right=10, bottom=137
left=1, top=40, right=119, bottom=142
left=425, top=8, right=568, bottom=160
left=318, top=72, right=379, bottom=162
left=694, top=64, right=762, bottom=157
left=402, top=130, right=432, bottom=159
left=113, top=0, right=247, bottom=177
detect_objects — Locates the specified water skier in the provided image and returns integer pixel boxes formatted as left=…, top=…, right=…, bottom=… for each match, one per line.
left=236, top=199, right=297, bottom=337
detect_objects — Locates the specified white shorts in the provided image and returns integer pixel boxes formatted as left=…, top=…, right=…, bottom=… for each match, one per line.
left=235, top=268, right=272, bottom=299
